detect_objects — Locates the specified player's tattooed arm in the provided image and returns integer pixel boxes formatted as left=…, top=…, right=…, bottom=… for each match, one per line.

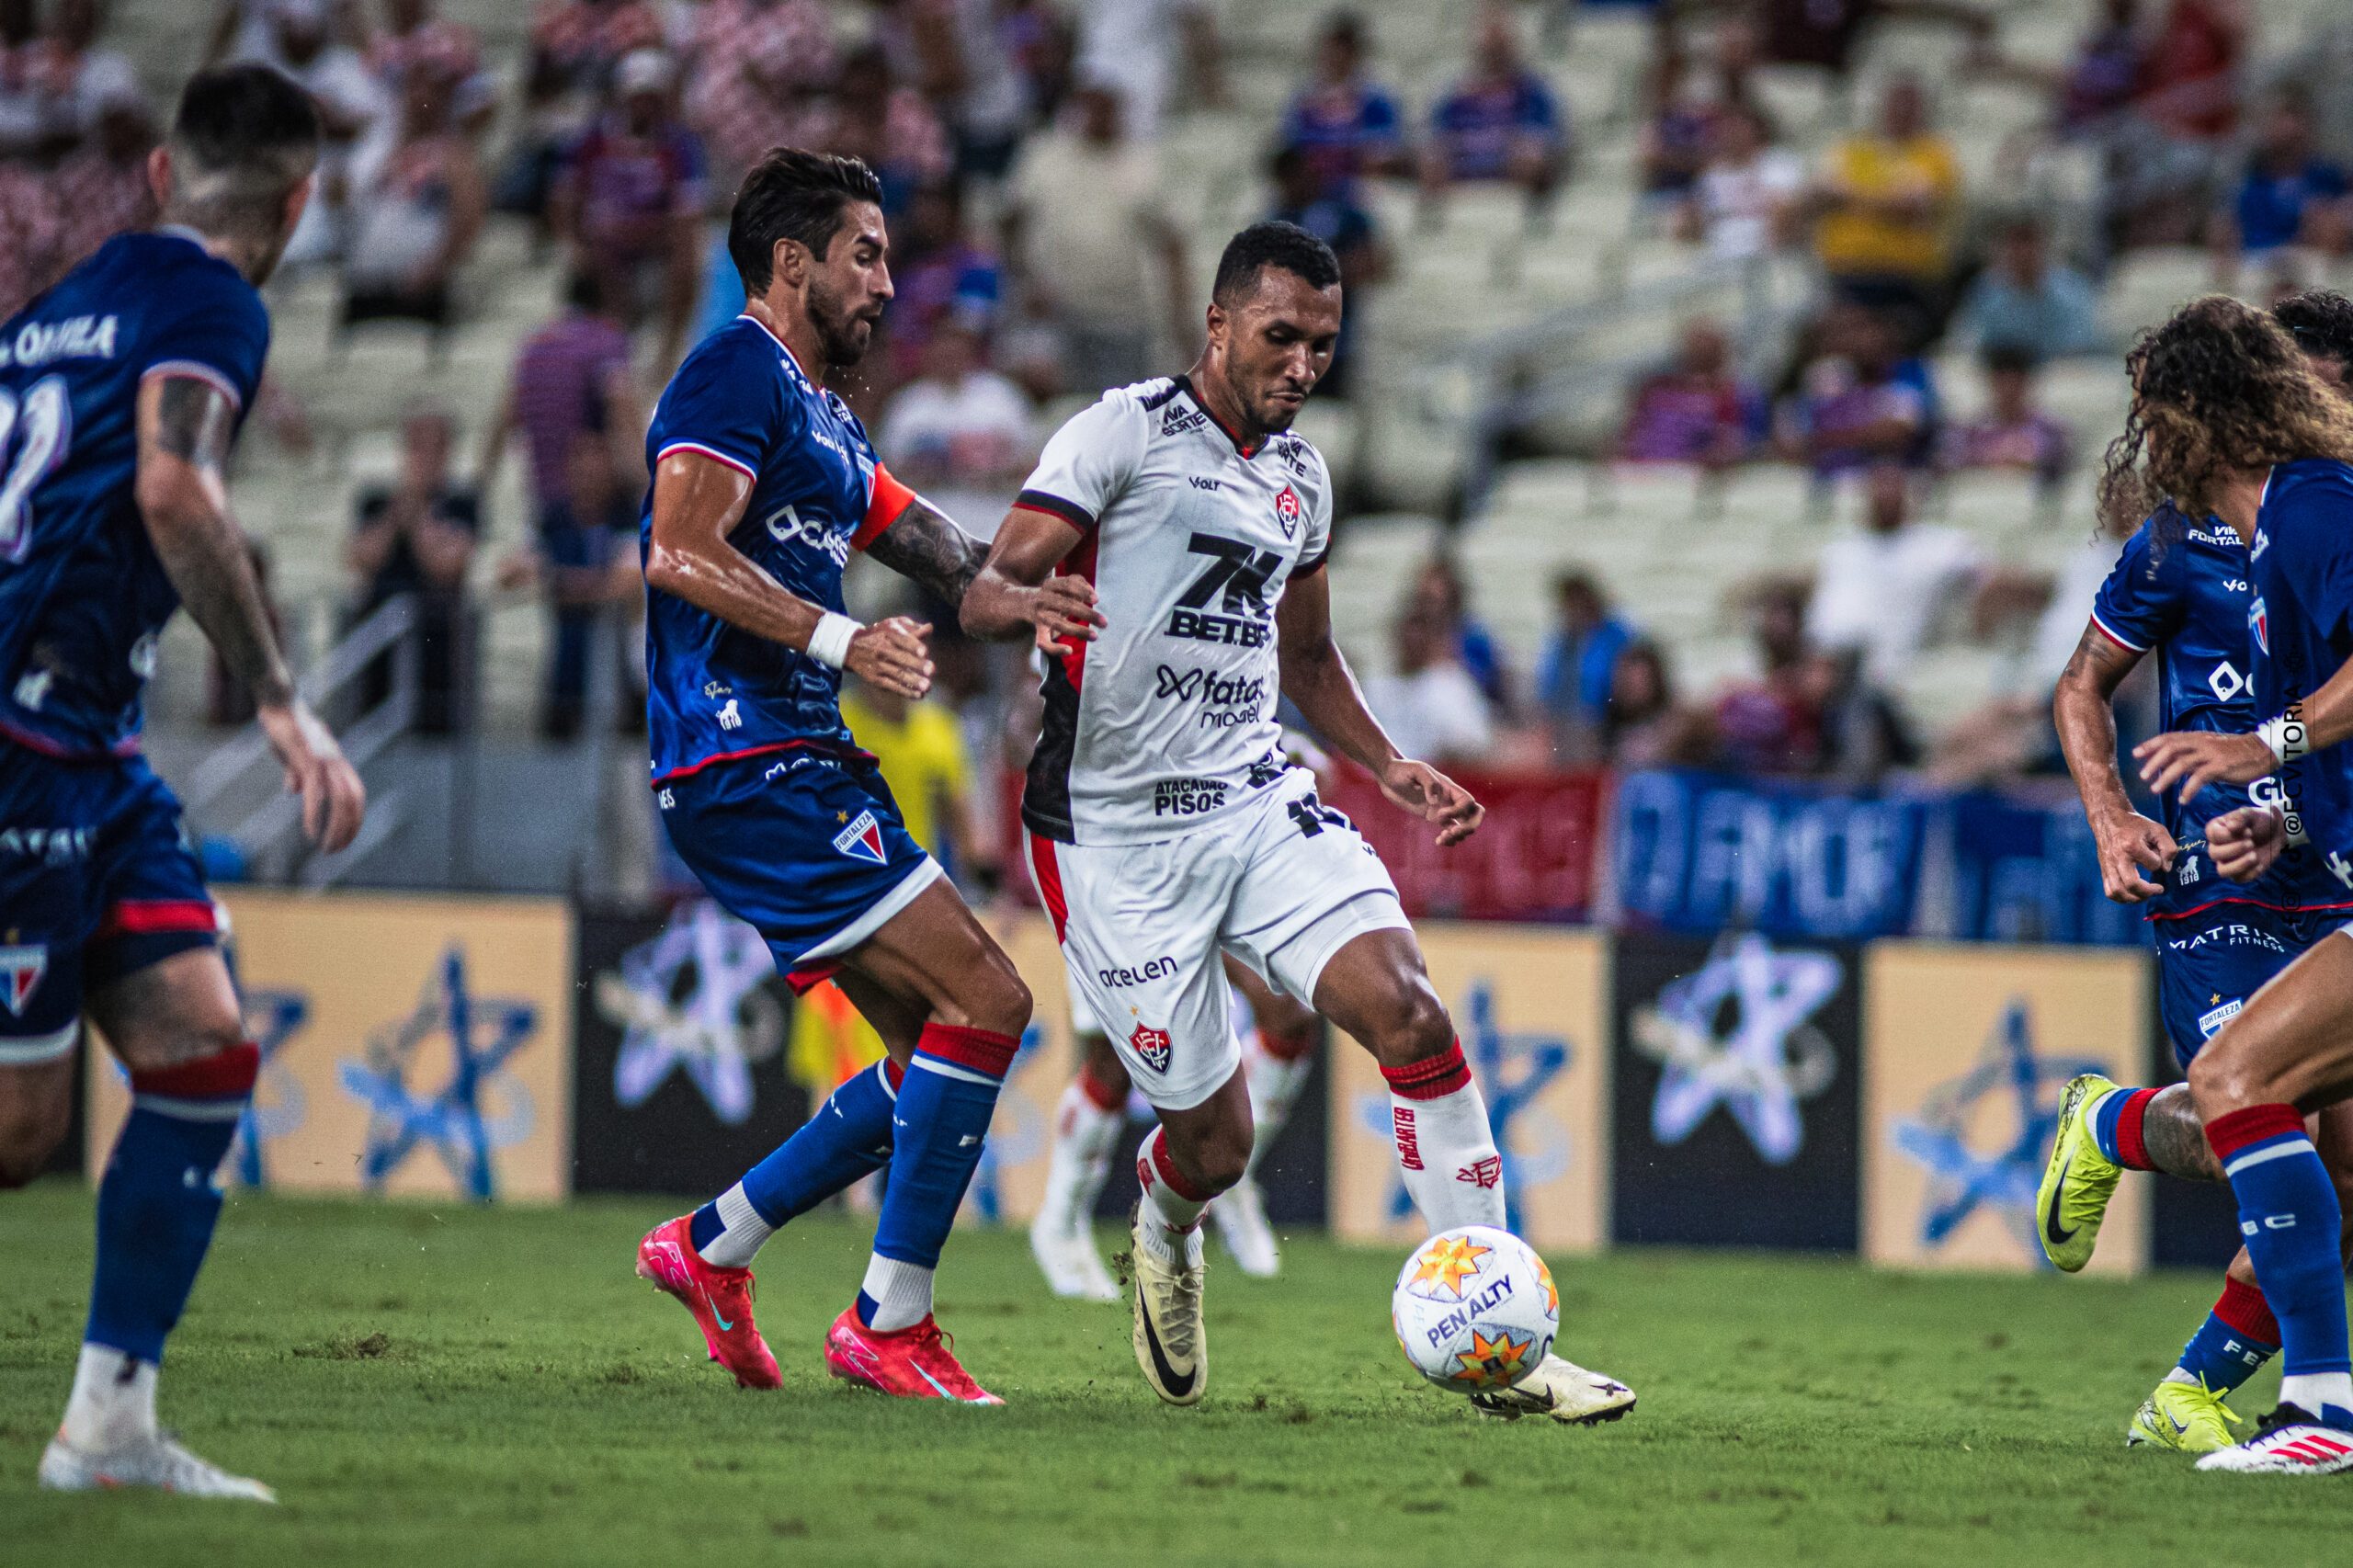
left=865, top=495, right=988, bottom=608
left=135, top=375, right=293, bottom=710
left=2052, top=618, right=2176, bottom=903
left=136, top=373, right=366, bottom=850
left=1275, top=562, right=1483, bottom=847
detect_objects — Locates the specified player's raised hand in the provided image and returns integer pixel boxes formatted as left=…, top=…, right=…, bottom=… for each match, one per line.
left=257, top=699, right=366, bottom=853
left=2088, top=808, right=2177, bottom=903
left=1030, top=576, right=1105, bottom=642
left=848, top=616, right=935, bottom=699
left=1378, top=758, right=1483, bottom=847
left=2134, top=729, right=2275, bottom=801
left=2206, top=804, right=2287, bottom=882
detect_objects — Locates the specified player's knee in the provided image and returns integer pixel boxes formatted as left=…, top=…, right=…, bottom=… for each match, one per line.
left=969, top=966, right=1032, bottom=1040
left=0, top=1098, right=69, bottom=1188
left=109, top=1009, right=244, bottom=1075
left=1360, top=978, right=1453, bottom=1069
left=2186, top=1043, right=2263, bottom=1120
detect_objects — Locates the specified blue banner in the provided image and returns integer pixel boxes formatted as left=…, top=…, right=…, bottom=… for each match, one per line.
left=1610, top=771, right=2142, bottom=947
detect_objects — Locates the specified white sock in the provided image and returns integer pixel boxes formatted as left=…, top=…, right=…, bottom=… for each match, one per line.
left=696, top=1182, right=774, bottom=1269
left=1039, top=1076, right=1124, bottom=1234
left=1239, top=1029, right=1314, bottom=1180
left=2281, top=1370, right=2353, bottom=1422
left=858, top=1254, right=935, bottom=1333
left=1136, top=1126, right=1208, bottom=1267
left=1385, top=1048, right=1506, bottom=1233
left=61, top=1344, right=157, bottom=1451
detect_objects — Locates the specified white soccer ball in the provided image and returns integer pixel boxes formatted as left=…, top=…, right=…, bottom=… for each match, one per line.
left=1391, top=1225, right=1559, bottom=1393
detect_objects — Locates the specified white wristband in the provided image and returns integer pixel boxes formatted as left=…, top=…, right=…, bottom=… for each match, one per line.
left=2257, top=711, right=2310, bottom=764
left=805, top=612, right=861, bottom=670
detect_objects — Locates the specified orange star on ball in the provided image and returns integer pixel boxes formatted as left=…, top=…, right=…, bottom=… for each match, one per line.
left=1453, top=1327, right=1536, bottom=1389
left=1410, top=1236, right=1491, bottom=1299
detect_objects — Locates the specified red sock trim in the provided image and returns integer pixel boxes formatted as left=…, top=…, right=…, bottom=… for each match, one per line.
left=2114, top=1087, right=2161, bottom=1171
left=915, top=1022, right=1021, bottom=1079
left=129, top=1040, right=259, bottom=1099
left=1148, top=1127, right=1211, bottom=1204
left=1076, top=1060, right=1125, bottom=1112
left=2206, top=1102, right=2307, bottom=1163
left=2216, top=1276, right=2282, bottom=1347
left=1381, top=1042, right=1471, bottom=1101
left=883, top=1059, right=905, bottom=1091
left=1260, top=1023, right=1318, bottom=1062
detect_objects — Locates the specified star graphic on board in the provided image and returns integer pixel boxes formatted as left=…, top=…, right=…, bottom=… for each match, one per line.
left=596, top=900, right=782, bottom=1125
left=229, top=988, right=310, bottom=1189
left=1411, top=1235, right=1491, bottom=1298
left=1631, top=931, right=1841, bottom=1165
left=1454, top=1328, right=1536, bottom=1389
left=337, top=947, right=539, bottom=1201
left=1889, top=1000, right=2103, bottom=1261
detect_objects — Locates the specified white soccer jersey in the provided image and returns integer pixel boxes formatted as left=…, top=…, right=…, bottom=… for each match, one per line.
left=1016, top=376, right=1334, bottom=846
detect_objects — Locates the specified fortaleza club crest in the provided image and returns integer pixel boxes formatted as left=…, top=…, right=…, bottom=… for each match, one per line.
left=0, top=940, right=45, bottom=1015
left=1129, top=1021, right=1173, bottom=1074
left=1273, top=484, right=1301, bottom=539
left=832, top=809, right=888, bottom=866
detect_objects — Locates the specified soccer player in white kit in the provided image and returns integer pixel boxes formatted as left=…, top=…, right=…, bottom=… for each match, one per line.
left=964, top=222, right=1635, bottom=1423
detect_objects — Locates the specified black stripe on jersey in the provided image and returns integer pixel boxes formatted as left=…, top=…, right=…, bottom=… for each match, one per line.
left=1022, top=653, right=1080, bottom=843
left=1138, top=379, right=1185, bottom=411
left=1294, top=546, right=1330, bottom=576
left=1016, top=489, right=1096, bottom=532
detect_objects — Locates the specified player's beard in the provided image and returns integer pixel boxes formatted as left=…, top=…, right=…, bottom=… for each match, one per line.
left=1222, top=358, right=1306, bottom=437
left=807, top=275, right=875, bottom=370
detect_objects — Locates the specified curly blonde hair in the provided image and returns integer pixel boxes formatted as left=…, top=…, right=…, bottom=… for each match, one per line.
left=2097, top=294, right=2353, bottom=533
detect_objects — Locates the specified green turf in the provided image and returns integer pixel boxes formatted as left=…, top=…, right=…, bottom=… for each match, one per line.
left=0, top=1183, right=2342, bottom=1567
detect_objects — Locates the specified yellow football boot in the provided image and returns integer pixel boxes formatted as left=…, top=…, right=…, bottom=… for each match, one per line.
left=2127, top=1378, right=2241, bottom=1453
left=2037, top=1074, right=2124, bottom=1272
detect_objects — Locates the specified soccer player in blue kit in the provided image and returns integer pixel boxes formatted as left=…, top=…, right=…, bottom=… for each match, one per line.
left=2082, top=293, right=2353, bottom=1472
left=629, top=151, right=1071, bottom=1403
left=0, top=68, right=367, bottom=1498
left=2040, top=293, right=2353, bottom=1455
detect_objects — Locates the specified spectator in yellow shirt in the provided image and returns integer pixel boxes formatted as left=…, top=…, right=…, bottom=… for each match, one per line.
left=838, top=676, right=991, bottom=887
left=1809, top=73, right=1960, bottom=321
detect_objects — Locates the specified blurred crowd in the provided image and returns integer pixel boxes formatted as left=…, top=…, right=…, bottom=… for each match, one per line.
left=1, top=0, right=2347, bottom=839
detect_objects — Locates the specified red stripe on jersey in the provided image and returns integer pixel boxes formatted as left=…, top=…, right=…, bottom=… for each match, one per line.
left=1054, top=531, right=1099, bottom=693
left=855, top=461, right=915, bottom=551
left=1029, top=833, right=1069, bottom=941
left=97, top=899, right=220, bottom=938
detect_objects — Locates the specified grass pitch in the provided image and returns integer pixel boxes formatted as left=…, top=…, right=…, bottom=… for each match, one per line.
left=0, top=1184, right=2344, bottom=1567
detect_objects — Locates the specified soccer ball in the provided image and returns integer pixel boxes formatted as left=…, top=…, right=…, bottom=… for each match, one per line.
left=1391, top=1225, right=1558, bottom=1393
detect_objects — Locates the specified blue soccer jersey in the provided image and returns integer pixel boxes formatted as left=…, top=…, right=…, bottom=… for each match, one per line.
left=2248, top=459, right=2353, bottom=904
left=0, top=229, right=269, bottom=759
left=2092, top=502, right=2344, bottom=920
left=641, top=315, right=909, bottom=784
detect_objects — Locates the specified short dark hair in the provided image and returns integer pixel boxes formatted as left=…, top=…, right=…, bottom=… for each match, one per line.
left=1211, top=221, right=1341, bottom=308
left=167, top=64, right=319, bottom=231
left=727, top=148, right=885, bottom=297
left=2274, top=289, right=2353, bottom=374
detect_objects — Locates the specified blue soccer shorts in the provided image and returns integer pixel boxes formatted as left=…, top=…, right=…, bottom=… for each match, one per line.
left=0, top=743, right=220, bottom=1066
left=657, top=745, right=940, bottom=993
left=2152, top=903, right=2312, bottom=1072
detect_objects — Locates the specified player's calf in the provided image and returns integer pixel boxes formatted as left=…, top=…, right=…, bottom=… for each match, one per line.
left=0, top=1055, right=76, bottom=1187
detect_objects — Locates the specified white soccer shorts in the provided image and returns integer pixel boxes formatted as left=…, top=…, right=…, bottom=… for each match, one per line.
left=1029, top=769, right=1407, bottom=1110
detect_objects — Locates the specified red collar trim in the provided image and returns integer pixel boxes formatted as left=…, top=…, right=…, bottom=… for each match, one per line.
left=1176, top=376, right=1263, bottom=459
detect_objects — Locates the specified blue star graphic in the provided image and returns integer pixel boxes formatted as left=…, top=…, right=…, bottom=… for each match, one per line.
left=1362, top=978, right=1570, bottom=1233
left=338, top=946, right=539, bottom=1201
left=1632, top=932, right=1841, bottom=1165
left=230, top=989, right=309, bottom=1189
left=1890, top=1000, right=2103, bottom=1260
left=597, top=900, right=781, bottom=1125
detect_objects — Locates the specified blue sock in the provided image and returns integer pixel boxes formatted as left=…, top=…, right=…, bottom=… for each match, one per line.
left=856, top=1025, right=1018, bottom=1330
left=690, top=1058, right=901, bottom=1267
left=2089, top=1085, right=2136, bottom=1165
left=2177, top=1292, right=2279, bottom=1395
left=85, top=1044, right=257, bottom=1365
left=2211, top=1105, right=2353, bottom=1426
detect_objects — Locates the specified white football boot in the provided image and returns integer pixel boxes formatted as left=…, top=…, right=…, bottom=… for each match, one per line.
left=40, top=1431, right=278, bottom=1501
left=1207, top=1176, right=1279, bottom=1278
left=2194, top=1405, right=2353, bottom=1473
left=1129, top=1207, right=1207, bottom=1405
left=1470, top=1355, right=1637, bottom=1426
left=1030, top=1212, right=1121, bottom=1301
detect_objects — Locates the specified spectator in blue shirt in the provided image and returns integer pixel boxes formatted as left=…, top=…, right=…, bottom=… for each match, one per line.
left=2216, top=90, right=2350, bottom=277
left=1279, top=10, right=1406, bottom=199
left=1534, top=569, right=1636, bottom=755
left=1267, top=145, right=1387, bottom=397
left=1954, top=217, right=2102, bottom=359
left=1781, top=301, right=1939, bottom=476
left=1419, top=6, right=1564, bottom=218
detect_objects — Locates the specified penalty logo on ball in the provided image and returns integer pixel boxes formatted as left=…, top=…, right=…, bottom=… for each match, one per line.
left=1391, top=1225, right=1559, bottom=1394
